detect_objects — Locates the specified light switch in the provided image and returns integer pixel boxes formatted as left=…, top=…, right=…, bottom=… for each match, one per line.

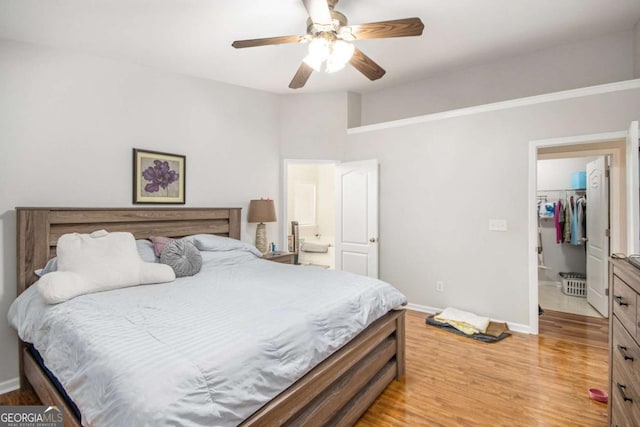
left=489, top=219, right=508, bottom=231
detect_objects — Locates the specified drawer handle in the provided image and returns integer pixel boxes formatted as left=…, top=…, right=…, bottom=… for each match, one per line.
left=617, top=383, right=634, bottom=403
left=617, top=344, right=635, bottom=361
left=614, top=295, right=628, bottom=306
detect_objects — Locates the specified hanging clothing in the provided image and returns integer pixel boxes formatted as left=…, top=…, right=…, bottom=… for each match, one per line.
left=570, top=196, right=579, bottom=245
left=538, top=191, right=587, bottom=245
left=573, top=196, right=587, bottom=245
left=554, top=199, right=564, bottom=243
left=563, top=195, right=587, bottom=245
left=581, top=198, right=587, bottom=238
left=563, top=196, right=572, bottom=243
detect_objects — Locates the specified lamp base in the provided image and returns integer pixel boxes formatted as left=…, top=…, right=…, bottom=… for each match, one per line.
left=255, top=222, right=267, bottom=253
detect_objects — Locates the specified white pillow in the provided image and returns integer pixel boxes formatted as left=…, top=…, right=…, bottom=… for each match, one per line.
left=38, top=230, right=175, bottom=304
left=34, top=239, right=158, bottom=276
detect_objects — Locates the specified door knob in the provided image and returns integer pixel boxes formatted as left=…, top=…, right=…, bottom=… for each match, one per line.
left=369, top=237, right=377, bottom=243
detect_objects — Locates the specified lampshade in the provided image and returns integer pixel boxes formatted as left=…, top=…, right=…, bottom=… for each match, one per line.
left=248, top=199, right=277, bottom=223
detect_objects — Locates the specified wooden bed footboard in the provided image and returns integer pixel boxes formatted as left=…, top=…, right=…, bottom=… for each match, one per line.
left=22, top=346, right=82, bottom=427
left=241, top=309, right=406, bottom=426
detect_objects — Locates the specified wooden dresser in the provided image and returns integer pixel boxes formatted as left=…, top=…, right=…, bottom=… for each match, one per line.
left=609, top=259, right=640, bottom=427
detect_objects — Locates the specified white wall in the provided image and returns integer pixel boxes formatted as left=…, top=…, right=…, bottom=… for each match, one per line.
left=537, top=157, right=594, bottom=191
left=635, top=20, right=640, bottom=78
left=345, top=87, right=640, bottom=328
left=0, top=40, right=280, bottom=385
left=361, top=31, right=635, bottom=125
left=278, top=92, right=349, bottom=160
left=315, top=164, right=336, bottom=242
left=537, top=157, right=595, bottom=281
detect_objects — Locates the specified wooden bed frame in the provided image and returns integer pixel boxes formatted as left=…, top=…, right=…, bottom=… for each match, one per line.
left=16, top=207, right=405, bottom=427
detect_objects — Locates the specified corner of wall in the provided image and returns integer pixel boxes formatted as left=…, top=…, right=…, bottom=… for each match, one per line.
left=347, top=92, right=362, bottom=128
left=277, top=91, right=350, bottom=161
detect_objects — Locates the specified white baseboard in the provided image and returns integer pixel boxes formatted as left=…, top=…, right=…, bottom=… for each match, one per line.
left=0, top=377, right=19, bottom=395
left=405, top=303, right=531, bottom=334
left=405, top=302, right=440, bottom=315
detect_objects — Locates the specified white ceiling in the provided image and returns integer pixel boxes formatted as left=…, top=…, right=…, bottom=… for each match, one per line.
left=1, top=0, right=639, bottom=94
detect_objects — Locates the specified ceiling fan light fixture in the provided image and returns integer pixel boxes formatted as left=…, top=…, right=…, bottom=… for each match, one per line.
left=303, top=54, right=324, bottom=72
left=303, top=37, right=331, bottom=71
left=308, top=38, right=330, bottom=57
left=331, top=40, right=354, bottom=64
left=325, top=56, right=347, bottom=73
left=304, top=38, right=354, bottom=73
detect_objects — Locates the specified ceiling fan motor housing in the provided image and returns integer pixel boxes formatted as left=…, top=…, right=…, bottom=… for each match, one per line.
left=306, top=9, right=348, bottom=36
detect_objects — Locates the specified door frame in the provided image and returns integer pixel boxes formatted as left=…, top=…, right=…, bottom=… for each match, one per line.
left=281, top=159, right=339, bottom=252
left=528, top=130, right=628, bottom=334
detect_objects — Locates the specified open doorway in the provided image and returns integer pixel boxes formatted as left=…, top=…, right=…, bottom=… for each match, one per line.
left=283, top=160, right=338, bottom=269
left=528, top=130, right=633, bottom=334
left=283, top=158, right=381, bottom=277
left=536, top=155, right=608, bottom=318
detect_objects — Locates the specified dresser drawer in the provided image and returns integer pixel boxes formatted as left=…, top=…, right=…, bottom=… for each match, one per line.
left=612, top=275, right=638, bottom=336
left=612, top=317, right=640, bottom=386
left=612, top=363, right=640, bottom=427
left=637, top=301, right=640, bottom=342
left=611, top=390, right=639, bottom=427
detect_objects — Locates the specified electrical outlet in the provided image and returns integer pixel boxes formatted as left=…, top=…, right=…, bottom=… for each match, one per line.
left=436, top=281, right=444, bottom=292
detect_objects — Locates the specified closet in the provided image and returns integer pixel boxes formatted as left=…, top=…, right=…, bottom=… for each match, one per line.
left=537, top=156, right=609, bottom=318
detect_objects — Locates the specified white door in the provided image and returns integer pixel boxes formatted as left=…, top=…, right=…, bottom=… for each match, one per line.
left=586, top=157, right=609, bottom=317
left=335, top=160, right=379, bottom=277
left=626, top=121, right=639, bottom=255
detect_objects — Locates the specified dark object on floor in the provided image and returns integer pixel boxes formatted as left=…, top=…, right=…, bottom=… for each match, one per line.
left=539, top=305, right=544, bottom=316
left=425, top=315, right=511, bottom=343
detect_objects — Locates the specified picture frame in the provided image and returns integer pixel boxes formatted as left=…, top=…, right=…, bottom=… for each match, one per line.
left=133, top=148, right=185, bottom=204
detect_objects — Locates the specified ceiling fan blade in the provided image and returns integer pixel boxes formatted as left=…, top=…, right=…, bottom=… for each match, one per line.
left=289, top=63, right=314, bottom=89
left=349, top=48, right=386, bottom=81
left=302, top=0, right=332, bottom=25
left=349, top=18, right=424, bottom=40
left=232, top=35, right=305, bottom=49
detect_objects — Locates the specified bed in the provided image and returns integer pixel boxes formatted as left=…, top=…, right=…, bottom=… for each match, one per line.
left=13, top=207, right=406, bottom=426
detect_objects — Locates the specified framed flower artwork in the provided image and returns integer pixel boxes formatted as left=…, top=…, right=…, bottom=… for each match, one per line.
left=133, top=149, right=185, bottom=204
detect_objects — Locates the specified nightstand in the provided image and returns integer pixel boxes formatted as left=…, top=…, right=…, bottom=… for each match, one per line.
left=263, top=251, right=296, bottom=264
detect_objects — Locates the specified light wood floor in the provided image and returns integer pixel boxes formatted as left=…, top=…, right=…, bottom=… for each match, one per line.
left=357, top=309, right=609, bottom=427
left=0, top=309, right=609, bottom=426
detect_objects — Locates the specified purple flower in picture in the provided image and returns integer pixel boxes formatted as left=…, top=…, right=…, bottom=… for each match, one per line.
left=142, top=160, right=179, bottom=193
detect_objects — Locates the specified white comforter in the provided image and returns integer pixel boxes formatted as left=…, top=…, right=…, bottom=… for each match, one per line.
left=9, top=250, right=406, bottom=427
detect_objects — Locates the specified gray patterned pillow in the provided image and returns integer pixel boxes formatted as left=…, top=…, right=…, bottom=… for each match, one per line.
left=160, top=240, right=202, bottom=278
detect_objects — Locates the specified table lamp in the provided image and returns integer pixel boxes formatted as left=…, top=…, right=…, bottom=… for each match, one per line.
left=248, top=198, right=277, bottom=253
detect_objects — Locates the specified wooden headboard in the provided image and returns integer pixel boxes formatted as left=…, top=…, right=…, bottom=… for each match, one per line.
left=16, top=207, right=241, bottom=295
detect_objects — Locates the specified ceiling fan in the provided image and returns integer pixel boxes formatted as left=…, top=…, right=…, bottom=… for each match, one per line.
left=231, top=0, right=424, bottom=89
